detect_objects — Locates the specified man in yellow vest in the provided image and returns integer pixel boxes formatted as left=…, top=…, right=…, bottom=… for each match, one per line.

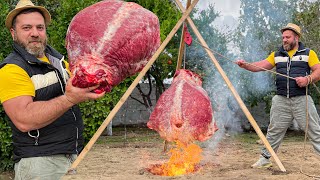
left=236, top=23, right=320, bottom=168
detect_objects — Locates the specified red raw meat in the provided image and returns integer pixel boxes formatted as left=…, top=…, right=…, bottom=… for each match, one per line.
left=147, top=69, right=218, bottom=144
left=66, top=0, right=161, bottom=93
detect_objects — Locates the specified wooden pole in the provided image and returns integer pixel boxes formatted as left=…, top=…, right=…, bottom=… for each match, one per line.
left=68, top=0, right=200, bottom=172
left=176, top=0, right=191, bottom=70
left=175, top=0, right=286, bottom=172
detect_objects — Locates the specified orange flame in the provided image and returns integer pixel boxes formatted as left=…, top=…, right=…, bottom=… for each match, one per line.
left=148, top=141, right=203, bottom=176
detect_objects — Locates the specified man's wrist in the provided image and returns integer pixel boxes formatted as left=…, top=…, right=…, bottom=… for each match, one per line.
left=241, top=63, right=247, bottom=69
left=63, top=95, right=76, bottom=106
left=305, top=75, right=312, bottom=85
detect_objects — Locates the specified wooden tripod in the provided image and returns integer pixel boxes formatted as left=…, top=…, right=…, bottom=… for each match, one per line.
left=68, top=0, right=286, bottom=173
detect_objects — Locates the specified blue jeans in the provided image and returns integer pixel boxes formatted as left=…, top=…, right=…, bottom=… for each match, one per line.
left=14, top=154, right=77, bottom=180
left=262, top=95, right=320, bottom=158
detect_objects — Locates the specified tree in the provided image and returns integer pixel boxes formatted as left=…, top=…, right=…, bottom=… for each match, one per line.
left=294, top=0, right=320, bottom=103
left=294, top=0, right=320, bottom=54
left=185, top=4, right=230, bottom=73
left=0, top=1, right=14, bottom=61
left=0, top=1, right=17, bottom=172
left=233, top=0, right=299, bottom=108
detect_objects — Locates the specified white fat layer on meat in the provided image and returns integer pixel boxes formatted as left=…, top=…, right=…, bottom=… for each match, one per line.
left=76, top=60, right=110, bottom=79
left=95, top=3, right=131, bottom=54
left=172, top=81, right=184, bottom=122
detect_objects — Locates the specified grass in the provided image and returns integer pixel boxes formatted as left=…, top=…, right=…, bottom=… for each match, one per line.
left=234, top=130, right=305, bottom=142
left=233, top=131, right=260, bottom=144
left=96, top=126, right=163, bottom=144
left=96, top=126, right=308, bottom=146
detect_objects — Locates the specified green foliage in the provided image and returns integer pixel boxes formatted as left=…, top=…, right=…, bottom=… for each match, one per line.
left=0, top=0, right=181, bottom=171
left=236, top=0, right=298, bottom=57
left=234, top=0, right=299, bottom=108
left=294, top=0, right=320, bottom=104
left=185, top=4, right=229, bottom=73
left=0, top=2, right=13, bottom=61
left=0, top=1, right=14, bottom=172
left=0, top=106, right=13, bottom=172
left=79, top=78, right=131, bottom=141
left=295, top=0, right=320, bottom=53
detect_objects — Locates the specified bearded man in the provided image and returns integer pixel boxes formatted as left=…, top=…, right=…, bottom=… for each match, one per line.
left=0, top=0, right=105, bottom=179
left=236, top=23, right=320, bottom=168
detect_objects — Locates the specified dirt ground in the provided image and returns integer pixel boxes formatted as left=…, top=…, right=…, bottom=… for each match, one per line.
left=60, top=127, right=320, bottom=180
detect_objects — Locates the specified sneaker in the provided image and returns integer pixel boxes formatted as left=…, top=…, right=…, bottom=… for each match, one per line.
left=251, top=155, right=272, bottom=168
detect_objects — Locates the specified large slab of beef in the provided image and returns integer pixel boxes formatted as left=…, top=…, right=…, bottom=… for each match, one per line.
left=147, top=69, right=218, bottom=144
left=66, top=0, right=161, bottom=93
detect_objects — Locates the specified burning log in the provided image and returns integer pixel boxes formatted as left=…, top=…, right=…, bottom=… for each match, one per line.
left=147, top=69, right=218, bottom=144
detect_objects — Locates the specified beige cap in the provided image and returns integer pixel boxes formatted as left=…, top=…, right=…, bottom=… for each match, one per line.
left=5, top=0, right=51, bottom=30
left=281, top=23, right=301, bottom=37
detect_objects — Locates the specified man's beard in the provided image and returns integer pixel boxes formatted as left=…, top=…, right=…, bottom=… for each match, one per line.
left=283, top=38, right=296, bottom=51
left=14, top=31, right=47, bottom=58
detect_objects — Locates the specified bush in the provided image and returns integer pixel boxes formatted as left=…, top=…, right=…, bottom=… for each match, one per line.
left=0, top=106, right=13, bottom=171
left=0, top=1, right=14, bottom=172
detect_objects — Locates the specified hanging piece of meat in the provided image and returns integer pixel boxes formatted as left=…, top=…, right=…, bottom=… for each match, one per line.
left=66, top=0, right=161, bottom=93
left=147, top=69, right=218, bottom=144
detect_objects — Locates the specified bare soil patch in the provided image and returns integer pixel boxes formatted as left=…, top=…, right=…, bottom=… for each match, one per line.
left=61, top=127, right=320, bottom=180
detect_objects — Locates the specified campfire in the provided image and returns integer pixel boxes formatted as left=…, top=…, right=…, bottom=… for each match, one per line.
left=145, top=69, right=218, bottom=176
left=147, top=141, right=203, bottom=176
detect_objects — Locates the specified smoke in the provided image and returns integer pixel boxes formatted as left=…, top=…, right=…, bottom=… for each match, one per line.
left=184, top=42, right=251, bottom=150
left=183, top=0, right=297, bottom=150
